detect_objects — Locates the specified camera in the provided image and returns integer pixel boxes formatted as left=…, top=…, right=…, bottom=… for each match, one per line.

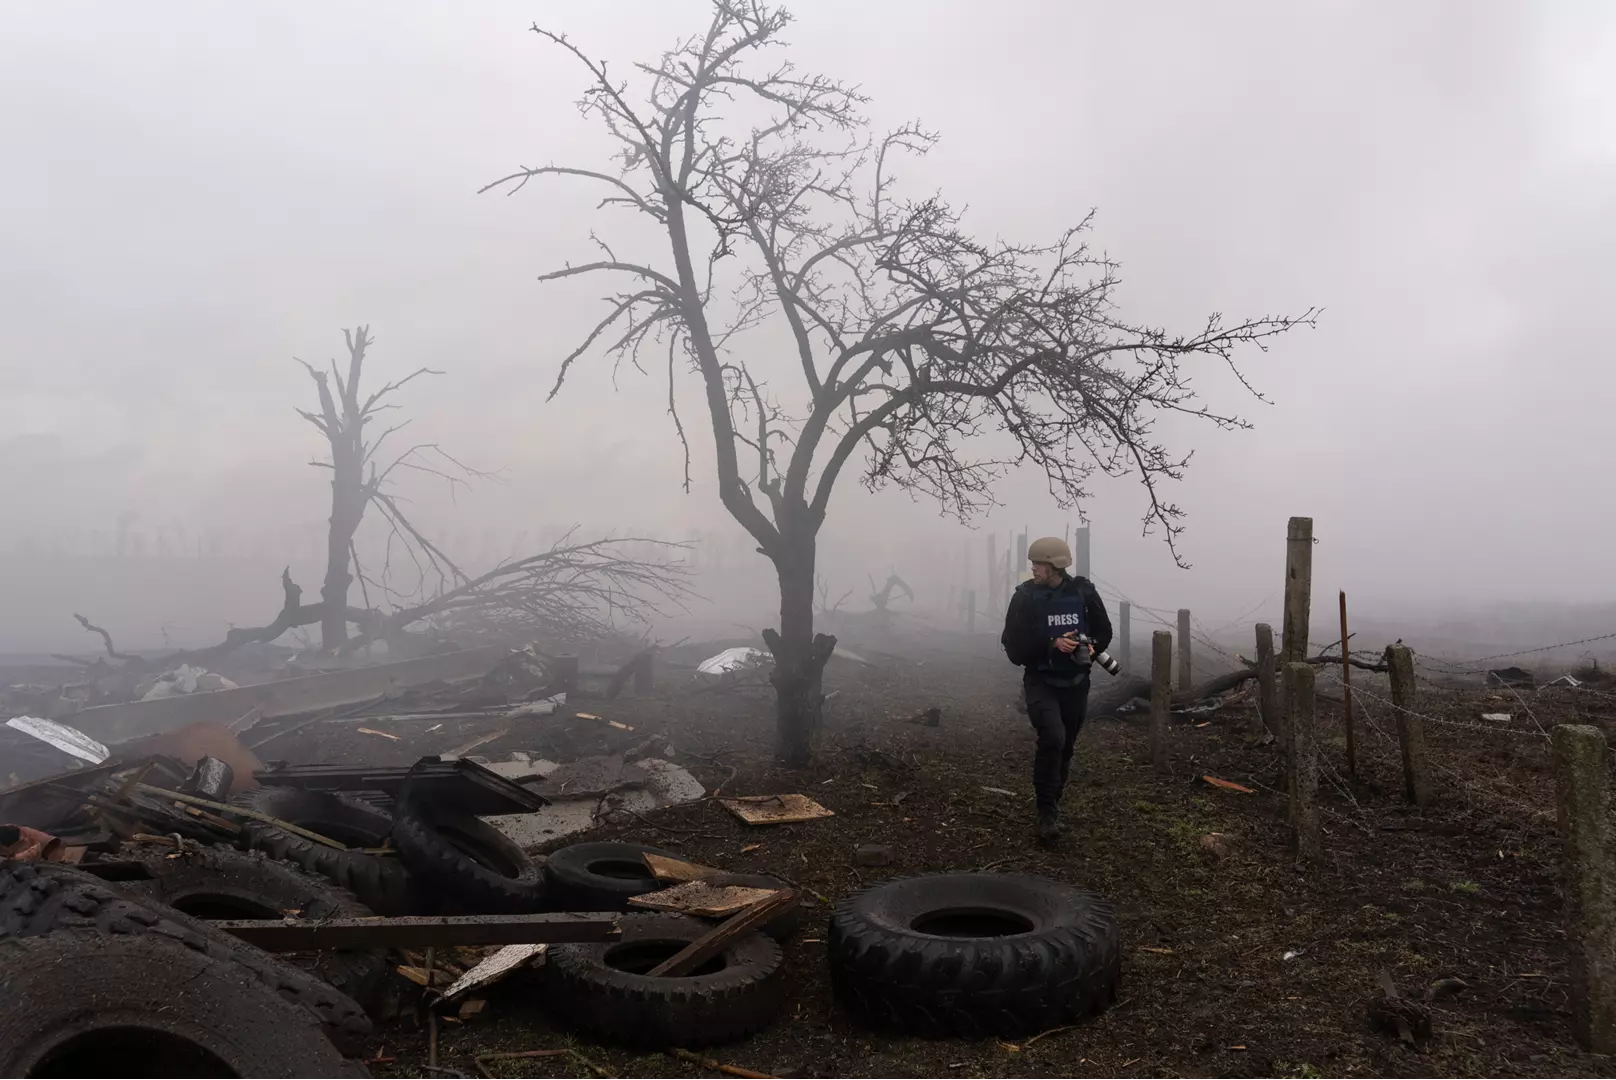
left=1071, top=634, right=1122, bottom=676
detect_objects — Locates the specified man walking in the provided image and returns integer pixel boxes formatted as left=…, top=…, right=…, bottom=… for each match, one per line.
left=1001, top=536, right=1113, bottom=844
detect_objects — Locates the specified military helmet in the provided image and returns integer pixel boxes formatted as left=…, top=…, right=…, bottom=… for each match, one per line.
left=1027, top=535, right=1072, bottom=569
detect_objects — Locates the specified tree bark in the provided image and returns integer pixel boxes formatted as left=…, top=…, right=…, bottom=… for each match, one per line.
left=762, top=532, right=836, bottom=767
left=320, top=479, right=362, bottom=651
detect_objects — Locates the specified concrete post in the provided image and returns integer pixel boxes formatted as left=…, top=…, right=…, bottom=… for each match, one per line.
left=1385, top=644, right=1430, bottom=807
left=966, top=590, right=976, bottom=635
left=1118, top=601, right=1132, bottom=672
left=1554, top=724, right=1616, bottom=1053
left=1150, top=631, right=1172, bottom=774
left=1074, top=526, right=1091, bottom=579
left=1288, top=662, right=1321, bottom=861
left=1177, top=608, right=1193, bottom=691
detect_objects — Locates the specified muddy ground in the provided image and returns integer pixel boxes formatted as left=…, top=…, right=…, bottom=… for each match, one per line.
left=252, top=631, right=1614, bottom=1079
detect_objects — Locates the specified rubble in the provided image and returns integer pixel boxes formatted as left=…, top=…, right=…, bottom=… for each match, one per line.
left=484, top=756, right=706, bottom=848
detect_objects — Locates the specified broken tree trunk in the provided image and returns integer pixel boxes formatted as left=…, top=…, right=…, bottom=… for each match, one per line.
left=1089, top=647, right=1386, bottom=720
left=310, top=328, right=371, bottom=652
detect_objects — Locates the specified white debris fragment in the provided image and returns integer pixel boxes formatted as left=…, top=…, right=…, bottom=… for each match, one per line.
left=697, top=647, right=770, bottom=675
left=441, top=943, right=547, bottom=1001
left=503, top=693, right=567, bottom=719
left=4, top=717, right=110, bottom=764
left=139, top=665, right=239, bottom=700
left=486, top=757, right=705, bottom=848
left=1480, top=713, right=1512, bottom=722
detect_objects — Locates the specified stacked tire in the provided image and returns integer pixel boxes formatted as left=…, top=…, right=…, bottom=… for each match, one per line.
left=233, top=786, right=551, bottom=916
left=117, top=842, right=392, bottom=1016
left=231, top=787, right=416, bottom=916
left=0, top=859, right=370, bottom=1077
left=537, top=841, right=802, bottom=1047
left=544, top=912, right=787, bottom=1047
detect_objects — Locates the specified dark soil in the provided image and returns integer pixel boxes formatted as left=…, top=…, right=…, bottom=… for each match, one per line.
left=256, top=633, right=1616, bottom=1078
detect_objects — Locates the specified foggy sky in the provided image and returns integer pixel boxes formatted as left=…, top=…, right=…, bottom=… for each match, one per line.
left=2, top=1, right=1613, bottom=650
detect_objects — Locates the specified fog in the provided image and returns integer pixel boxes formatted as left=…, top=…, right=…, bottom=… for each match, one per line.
left=1, top=1, right=1612, bottom=656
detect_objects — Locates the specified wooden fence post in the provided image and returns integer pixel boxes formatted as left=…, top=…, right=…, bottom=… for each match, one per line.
left=1384, top=644, right=1430, bottom=806
left=1176, top=608, right=1193, bottom=691
left=1150, top=631, right=1172, bottom=774
left=1554, top=724, right=1616, bottom=1053
left=1118, top=601, right=1132, bottom=672
left=1339, top=589, right=1355, bottom=777
left=1282, top=515, right=1314, bottom=668
left=1074, top=525, right=1091, bottom=579
left=1256, top=623, right=1279, bottom=740
left=1288, top=662, right=1321, bottom=861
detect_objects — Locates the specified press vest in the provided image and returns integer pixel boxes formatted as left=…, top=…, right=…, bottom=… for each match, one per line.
left=1032, top=580, right=1092, bottom=683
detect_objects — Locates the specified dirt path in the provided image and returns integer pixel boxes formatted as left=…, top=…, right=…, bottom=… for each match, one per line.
left=274, top=636, right=1602, bottom=1078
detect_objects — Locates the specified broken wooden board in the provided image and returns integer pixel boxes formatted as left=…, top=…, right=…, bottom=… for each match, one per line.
left=718, top=793, right=834, bottom=825
left=647, top=890, right=796, bottom=977
left=1201, top=775, right=1255, bottom=794
left=627, top=880, right=779, bottom=918
left=643, top=852, right=726, bottom=884
left=441, top=943, right=547, bottom=1001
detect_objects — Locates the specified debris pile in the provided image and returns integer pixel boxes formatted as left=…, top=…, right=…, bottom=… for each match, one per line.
left=0, top=636, right=1130, bottom=1074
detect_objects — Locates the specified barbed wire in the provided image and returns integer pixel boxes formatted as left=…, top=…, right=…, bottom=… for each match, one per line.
left=1417, top=631, right=1616, bottom=673
left=1347, top=691, right=1556, bottom=820
left=1317, top=666, right=1550, bottom=740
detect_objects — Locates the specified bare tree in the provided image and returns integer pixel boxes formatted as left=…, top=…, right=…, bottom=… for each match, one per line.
left=296, top=325, right=483, bottom=650
left=68, top=329, right=694, bottom=672
left=486, top=1, right=1315, bottom=764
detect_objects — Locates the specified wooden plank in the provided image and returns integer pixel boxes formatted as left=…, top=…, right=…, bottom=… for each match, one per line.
left=628, top=881, right=778, bottom=918
left=718, top=794, right=834, bottom=825
left=643, top=852, right=725, bottom=883
left=646, top=890, right=795, bottom=978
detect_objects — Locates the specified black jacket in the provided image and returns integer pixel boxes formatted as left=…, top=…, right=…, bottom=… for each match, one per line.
left=1000, top=573, right=1113, bottom=671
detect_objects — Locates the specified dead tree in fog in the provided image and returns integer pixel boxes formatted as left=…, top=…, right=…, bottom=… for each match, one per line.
left=488, top=1, right=1314, bottom=764
left=296, top=325, right=485, bottom=650
left=69, top=330, right=693, bottom=668
left=869, top=573, right=914, bottom=613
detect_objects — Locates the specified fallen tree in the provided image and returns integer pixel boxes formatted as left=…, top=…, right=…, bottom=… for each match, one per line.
left=1090, top=645, right=1388, bottom=719
left=64, top=534, right=692, bottom=672
left=57, top=327, right=697, bottom=675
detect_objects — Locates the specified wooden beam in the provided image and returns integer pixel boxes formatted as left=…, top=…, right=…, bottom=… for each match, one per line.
left=646, top=890, right=795, bottom=977
left=212, top=912, right=619, bottom=951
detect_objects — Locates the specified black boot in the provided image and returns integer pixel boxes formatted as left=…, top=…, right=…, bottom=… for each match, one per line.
left=1037, top=807, right=1062, bottom=845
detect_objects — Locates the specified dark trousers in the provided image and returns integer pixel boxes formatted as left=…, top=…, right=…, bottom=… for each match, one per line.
left=1024, top=670, right=1090, bottom=814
